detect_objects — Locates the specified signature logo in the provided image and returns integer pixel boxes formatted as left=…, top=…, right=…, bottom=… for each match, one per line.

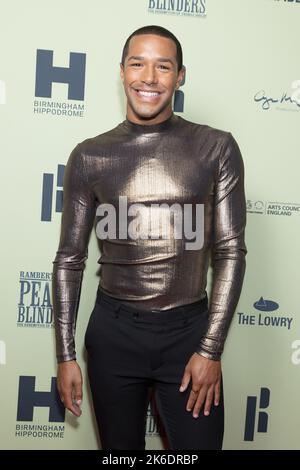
left=254, top=89, right=300, bottom=111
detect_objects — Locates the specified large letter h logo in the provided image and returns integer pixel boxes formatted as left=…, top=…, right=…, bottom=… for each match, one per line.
left=35, top=49, right=86, bottom=100
left=17, top=376, right=65, bottom=422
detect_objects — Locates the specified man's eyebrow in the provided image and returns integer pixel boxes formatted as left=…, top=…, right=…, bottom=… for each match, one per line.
left=156, top=57, right=175, bottom=65
left=127, top=56, right=144, bottom=61
left=127, top=55, right=175, bottom=65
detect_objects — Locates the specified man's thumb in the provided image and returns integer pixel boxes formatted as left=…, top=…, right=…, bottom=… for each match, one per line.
left=179, top=370, right=191, bottom=392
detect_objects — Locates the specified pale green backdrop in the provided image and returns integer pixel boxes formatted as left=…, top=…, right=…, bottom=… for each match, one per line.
left=1, top=0, right=299, bottom=450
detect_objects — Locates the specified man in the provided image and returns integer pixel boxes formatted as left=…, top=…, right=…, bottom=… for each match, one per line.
left=52, top=25, right=247, bottom=450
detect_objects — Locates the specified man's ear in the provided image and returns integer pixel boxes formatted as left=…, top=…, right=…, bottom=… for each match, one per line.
left=176, top=67, right=185, bottom=90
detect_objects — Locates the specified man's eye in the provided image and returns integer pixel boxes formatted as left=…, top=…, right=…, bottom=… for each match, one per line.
left=158, top=65, right=169, bottom=70
left=131, top=63, right=142, bottom=67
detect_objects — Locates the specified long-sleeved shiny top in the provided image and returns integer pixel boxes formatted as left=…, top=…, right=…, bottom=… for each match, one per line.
left=52, top=112, right=247, bottom=363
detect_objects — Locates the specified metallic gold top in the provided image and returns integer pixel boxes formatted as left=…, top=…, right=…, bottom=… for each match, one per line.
left=52, top=112, right=247, bottom=363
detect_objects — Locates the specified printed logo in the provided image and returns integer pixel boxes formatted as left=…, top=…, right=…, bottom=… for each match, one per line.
left=247, top=199, right=300, bottom=217
left=253, top=298, right=279, bottom=312
left=18, top=271, right=53, bottom=328
left=254, top=80, right=300, bottom=112
left=0, top=340, right=6, bottom=365
left=291, top=340, right=300, bottom=365
left=34, top=49, right=86, bottom=117
left=41, top=164, right=64, bottom=222
left=0, top=80, right=6, bottom=104
left=41, top=165, right=65, bottom=222
left=148, top=0, right=207, bottom=17
left=273, top=0, right=300, bottom=4
left=146, top=391, right=166, bottom=437
left=244, top=387, right=270, bottom=442
left=16, top=376, right=65, bottom=438
left=237, top=297, right=293, bottom=330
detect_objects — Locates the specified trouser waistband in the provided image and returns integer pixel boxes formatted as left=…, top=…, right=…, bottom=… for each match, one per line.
left=96, top=287, right=208, bottom=322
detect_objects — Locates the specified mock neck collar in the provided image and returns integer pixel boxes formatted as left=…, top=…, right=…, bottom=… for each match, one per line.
left=122, top=112, right=179, bottom=134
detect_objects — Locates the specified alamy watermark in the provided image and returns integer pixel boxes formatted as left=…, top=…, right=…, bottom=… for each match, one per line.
left=0, top=80, right=6, bottom=104
left=291, top=79, right=300, bottom=104
left=95, top=196, right=204, bottom=250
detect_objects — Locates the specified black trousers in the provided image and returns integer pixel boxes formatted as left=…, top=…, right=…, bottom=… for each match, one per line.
left=85, top=288, right=224, bottom=450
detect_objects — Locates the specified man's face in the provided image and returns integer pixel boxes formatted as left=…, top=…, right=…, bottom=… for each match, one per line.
left=120, top=34, right=184, bottom=124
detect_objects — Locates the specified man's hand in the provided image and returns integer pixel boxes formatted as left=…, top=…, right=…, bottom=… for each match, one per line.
left=57, top=360, right=83, bottom=417
left=179, top=353, right=221, bottom=418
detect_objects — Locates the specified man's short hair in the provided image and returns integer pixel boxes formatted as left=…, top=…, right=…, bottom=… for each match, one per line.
left=121, top=25, right=183, bottom=72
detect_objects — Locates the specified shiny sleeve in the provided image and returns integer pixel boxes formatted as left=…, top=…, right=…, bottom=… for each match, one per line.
left=196, top=133, right=247, bottom=361
left=52, top=143, right=96, bottom=363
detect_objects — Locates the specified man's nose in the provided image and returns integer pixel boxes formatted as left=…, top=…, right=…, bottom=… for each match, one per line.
left=141, top=65, right=158, bottom=85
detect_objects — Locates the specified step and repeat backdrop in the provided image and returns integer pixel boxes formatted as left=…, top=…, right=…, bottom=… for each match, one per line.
left=1, top=0, right=299, bottom=450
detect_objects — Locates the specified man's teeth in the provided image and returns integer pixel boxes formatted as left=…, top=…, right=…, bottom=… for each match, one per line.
left=137, top=90, right=160, bottom=97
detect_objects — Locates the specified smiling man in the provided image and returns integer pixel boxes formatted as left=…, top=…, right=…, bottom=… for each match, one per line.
left=52, top=25, right=247, bottom=450
left=121, top=32, right=181, bottom=123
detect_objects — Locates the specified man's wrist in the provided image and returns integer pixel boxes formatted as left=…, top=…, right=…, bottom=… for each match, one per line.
left=195, top=349, right=221, bottom=362
left=57, top=354, right=77, bottom=364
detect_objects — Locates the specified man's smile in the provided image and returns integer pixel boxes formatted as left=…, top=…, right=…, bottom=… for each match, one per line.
left=131, top=87, right=163, bottom=101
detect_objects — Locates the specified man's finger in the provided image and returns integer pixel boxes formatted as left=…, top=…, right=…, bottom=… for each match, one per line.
left=191, top=387, right=207, bottom=418
left=204, top=386, right=214, bottom=416
left=179, top=368, right=191, bottom=392
left=64, top=389, right=82, bottom=417
left=60, top=385, right=81, bottom=416
left=186, top=385, right=200, bottom=412
left=64, top=397, right=82, bottom=417
left=74, top=381, right=83, bottom=407
left=60, top=384, right=72, bottom=406
left=214, top=379, right=221, bottom=406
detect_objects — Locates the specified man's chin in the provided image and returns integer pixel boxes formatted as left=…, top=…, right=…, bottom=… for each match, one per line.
left=129, top=105, right=167, bottom=122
